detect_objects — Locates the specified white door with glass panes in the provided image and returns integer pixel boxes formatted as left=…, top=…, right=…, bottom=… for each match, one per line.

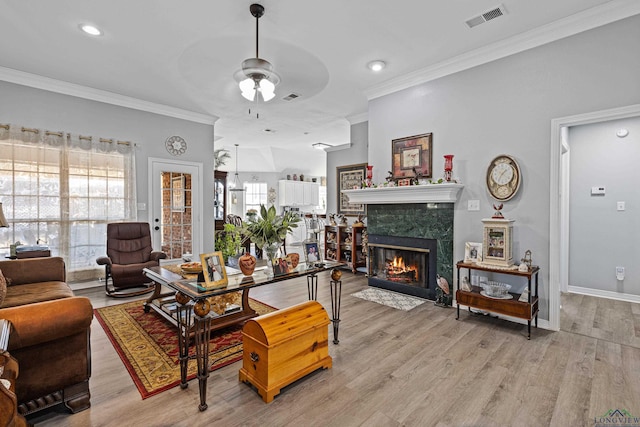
left=149, top=158, right=203, bottom=261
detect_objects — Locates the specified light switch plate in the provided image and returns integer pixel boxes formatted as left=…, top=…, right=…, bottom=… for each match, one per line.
left=137, top=202, right=147, bottom=211
left=617, top=201, right=625, bottom=211
left=468, top=200, right=480, bottom=211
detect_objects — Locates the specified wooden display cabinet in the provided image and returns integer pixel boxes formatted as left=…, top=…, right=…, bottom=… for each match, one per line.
left=455, top=261, right=539, bottom=339
left=214, top=170, right=227, bottom=230
left=324, top=225, right=366, bottom=273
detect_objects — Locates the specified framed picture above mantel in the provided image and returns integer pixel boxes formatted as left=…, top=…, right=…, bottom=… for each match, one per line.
left=337, top=163, right=367, bottom=215
left=392, top=133, right=432, bottom=180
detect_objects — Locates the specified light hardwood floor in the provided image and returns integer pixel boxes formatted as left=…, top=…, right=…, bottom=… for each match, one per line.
left=29, top=274, right=640, bottom=426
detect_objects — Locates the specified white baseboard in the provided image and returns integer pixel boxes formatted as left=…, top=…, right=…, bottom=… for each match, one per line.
left=567, top=286, right=640, bottom=304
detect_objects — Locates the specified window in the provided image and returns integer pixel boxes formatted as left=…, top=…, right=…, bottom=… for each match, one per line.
left=244, top=182, right=267, bottom=217
left=0, top=125, right=136, bottom=276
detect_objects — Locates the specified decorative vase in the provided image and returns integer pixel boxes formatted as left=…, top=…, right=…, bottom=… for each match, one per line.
left=263, top=242, right=282, bottom=276
left=331, top=268, right=342, bottom=281
left=238, top=252, right=257, bottom=276
left=299, top=174, right=304, bottom=182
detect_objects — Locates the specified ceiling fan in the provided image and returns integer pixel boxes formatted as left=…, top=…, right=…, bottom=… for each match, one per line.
left=237, top=3, right=280, bottom=103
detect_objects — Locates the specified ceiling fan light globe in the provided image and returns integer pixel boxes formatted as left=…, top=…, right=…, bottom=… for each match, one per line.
left=261, top=89, right=276, bottom=102
left=239, top=78, right=256, bottom=101
left=259, top=78, right=276, bottom=101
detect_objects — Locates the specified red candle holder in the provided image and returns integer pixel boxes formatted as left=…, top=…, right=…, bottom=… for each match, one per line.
left=366, top=165, right=373, bottom=180
left=444, top=155, right=454, bottom=181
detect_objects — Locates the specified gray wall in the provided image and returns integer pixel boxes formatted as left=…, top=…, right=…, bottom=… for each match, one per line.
left=367, top=15, right=640, bottom=320
left=568, top=116, right=640, bottom=295
left=326, top=121, right=368, bottom=215
left=0, top=80, right=216, bottom=250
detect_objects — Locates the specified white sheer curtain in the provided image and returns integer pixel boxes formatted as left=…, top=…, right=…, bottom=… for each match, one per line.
left=0, top=124, right=137, bottom=279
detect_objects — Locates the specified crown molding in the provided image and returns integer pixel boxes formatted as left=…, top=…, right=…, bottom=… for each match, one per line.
left=366, top=0, right=640, bottom=100
left=0, top=66, right=218, bottom=125
left=346, top=112, right=368, bottom=125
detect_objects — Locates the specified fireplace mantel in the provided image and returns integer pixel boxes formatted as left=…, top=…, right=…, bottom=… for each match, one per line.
left=342, top=183, right=463, bottom=204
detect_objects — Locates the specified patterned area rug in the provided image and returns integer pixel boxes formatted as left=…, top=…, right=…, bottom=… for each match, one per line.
left=351, top=288, right=427, bottom=311
left=94, top=298, right=275, bottom=399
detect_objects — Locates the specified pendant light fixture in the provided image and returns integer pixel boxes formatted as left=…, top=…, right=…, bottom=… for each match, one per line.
left=238, top=3, right=280, bottom=103
left=229, top=144, right=245, bottom=205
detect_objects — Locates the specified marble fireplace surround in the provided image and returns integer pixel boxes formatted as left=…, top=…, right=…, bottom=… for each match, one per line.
left=344, top=184, right=463, bottom=300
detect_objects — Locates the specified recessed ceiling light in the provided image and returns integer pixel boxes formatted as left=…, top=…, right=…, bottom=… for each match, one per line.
left=367, top=60, right=386, bottom=72
left=616, top=128, right=629, bottom=138
left=79, top=24, right=102, bottom=36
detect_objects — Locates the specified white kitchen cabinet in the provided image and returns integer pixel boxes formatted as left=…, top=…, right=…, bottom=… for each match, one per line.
left=279, top=180, right=319, bottom=207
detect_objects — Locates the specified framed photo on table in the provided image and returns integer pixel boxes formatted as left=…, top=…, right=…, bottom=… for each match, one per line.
left=464, top=242, right=483, bottom=263
left=392, top=133, right=432, bottom=180
left=304, top=241, right=321, bottom=263
left=337, top=163, right=367, bottom=215
left=272, top=257, right=292, bottom=276
left=200, top=251, right=228, bottom=288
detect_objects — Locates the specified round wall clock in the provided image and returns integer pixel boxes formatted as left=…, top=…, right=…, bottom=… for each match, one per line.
left=165, top=136, right=187, bottom=156
left=486, top=155, right=521, bottom=201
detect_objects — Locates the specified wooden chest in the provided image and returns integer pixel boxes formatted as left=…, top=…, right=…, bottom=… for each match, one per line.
left=238, top=300, right=332, bottom=403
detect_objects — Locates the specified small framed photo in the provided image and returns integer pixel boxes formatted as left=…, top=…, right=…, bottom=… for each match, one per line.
left=397, top=178, right=412, bottom=187
left=304, top=241, right=321, bottom=263
left=200, top=251, right=228, bottom=288
left=464, top=242, right=483, bottom=263
left=272, top=257, right=292, bottom=276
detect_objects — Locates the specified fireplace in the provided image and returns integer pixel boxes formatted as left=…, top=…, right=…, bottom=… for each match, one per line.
left=368, top=234, right=438, bottom=300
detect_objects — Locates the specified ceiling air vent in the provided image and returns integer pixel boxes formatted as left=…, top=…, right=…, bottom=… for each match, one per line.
left=465, top=4, right=507, bottom=28
left=282, top=93, right=301, bottom=101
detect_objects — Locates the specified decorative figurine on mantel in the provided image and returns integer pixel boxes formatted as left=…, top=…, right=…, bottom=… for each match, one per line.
left=338, top=215, right=348, bottom=227
left=411, top=167, right=423, bottom=185
left=329, top=213, right=337, bottom=226
left=492, top=203, right=504, bottom=219
left=386, top=170, right=394, bottom=183
left=353, top=214, right=365, bottom=227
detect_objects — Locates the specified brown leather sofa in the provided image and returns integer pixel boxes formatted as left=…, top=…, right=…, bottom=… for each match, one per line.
left=0, top=257, right=93, bottom=418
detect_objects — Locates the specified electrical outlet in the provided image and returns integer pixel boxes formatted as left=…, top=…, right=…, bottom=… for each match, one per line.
left=617, top=201, right=625, bottom=211
left=616, top=266, right=625, bottom=280
left=468, top=200, right=480, bottom=211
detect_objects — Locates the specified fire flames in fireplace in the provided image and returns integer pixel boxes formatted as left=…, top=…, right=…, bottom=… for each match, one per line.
left=385, top=256, right=418, bottom=282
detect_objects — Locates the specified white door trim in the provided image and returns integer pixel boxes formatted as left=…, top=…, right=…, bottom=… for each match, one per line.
left=148, top=157, right=204, bottom=256
left=549, top=103, right=640, bottom=331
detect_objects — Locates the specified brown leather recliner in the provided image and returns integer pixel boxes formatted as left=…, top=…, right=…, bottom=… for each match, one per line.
left=96, top=222, right=166, bottom=297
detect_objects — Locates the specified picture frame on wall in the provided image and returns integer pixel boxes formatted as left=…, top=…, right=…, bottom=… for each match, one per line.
left=337, top=163, right=367, bottom=215
left=392, top=133, right=433, bottom=180
left=464, top=242, right=483, bottom=264
left=200, top=251, right=228, bottom=288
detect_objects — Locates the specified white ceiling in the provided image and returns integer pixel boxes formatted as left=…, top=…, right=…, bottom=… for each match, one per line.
left=0, top=0, right=637, bottom=173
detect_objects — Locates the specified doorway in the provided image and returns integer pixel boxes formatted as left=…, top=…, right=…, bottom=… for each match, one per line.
left=549, top=103, right=640, bottom=331
left=149, top=158, right=203, bottom=261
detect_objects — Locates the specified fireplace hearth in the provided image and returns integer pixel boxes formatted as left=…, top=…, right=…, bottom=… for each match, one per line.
left=368, top=234, right=438, bottom=300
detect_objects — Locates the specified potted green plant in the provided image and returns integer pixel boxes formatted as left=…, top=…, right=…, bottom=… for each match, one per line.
left=241, top=204, right=300, bottom=262
left=215, top=223, right=245, bottom=267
